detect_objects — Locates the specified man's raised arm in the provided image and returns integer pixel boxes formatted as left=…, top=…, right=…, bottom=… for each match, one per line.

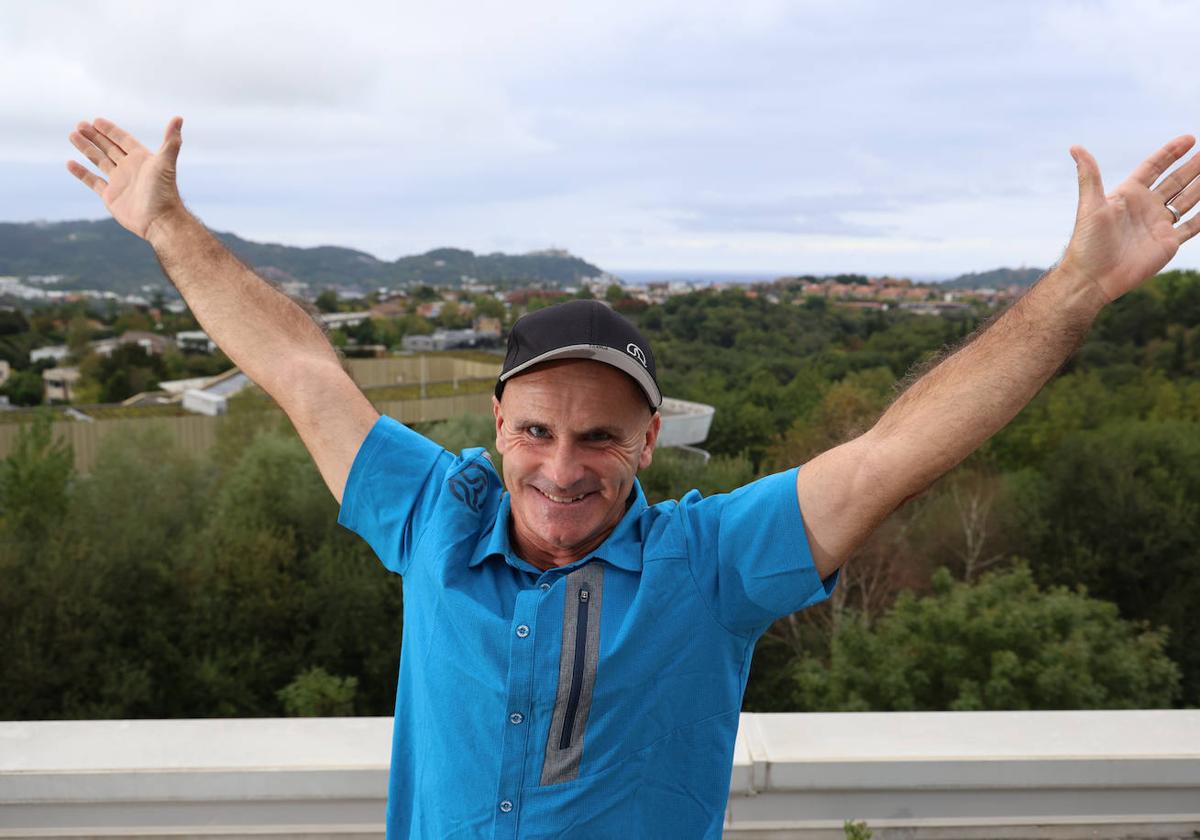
left=67, top=116, right=379, bottom=503
left=796, top=135, right=1200, bottom=579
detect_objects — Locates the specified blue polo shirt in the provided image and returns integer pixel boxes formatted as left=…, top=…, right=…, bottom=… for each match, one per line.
left=338, top=416, right=836, bottom=839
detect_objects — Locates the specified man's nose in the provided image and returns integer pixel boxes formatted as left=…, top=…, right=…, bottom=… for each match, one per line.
left=543, top=440, right=586, bottom=489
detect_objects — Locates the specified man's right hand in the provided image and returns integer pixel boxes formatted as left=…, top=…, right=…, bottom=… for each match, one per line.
left=67, top=117, right=186, bottom=242
left=65, top=114, right=380, bottom=504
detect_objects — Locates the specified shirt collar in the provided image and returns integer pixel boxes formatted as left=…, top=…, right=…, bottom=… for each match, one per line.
left=470, top=480, right=647, bottom=573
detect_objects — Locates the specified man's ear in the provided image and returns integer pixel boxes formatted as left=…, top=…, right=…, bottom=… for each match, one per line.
left=638, top=411, right=662, bottom=470
left=493, top=395, right=507, bottom=454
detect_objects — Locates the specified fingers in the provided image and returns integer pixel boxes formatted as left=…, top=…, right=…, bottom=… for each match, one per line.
left=1129, top=134, right=1196, bottom=189
left=66, top=160, right=107, bottom=196
left=1071, top=145, right=1105, bottom=217
left=1164, top=167, right=1200, bottom=216
left=92, top=117, right=144, bottom=155
left=69, top=124, right=114, bottom=174
left=1175, top=211, right=1200, bottom=243
left=1171, top=173, right=1200, bottom=240
left=80, top=121, right=127, bottom=164
left=1152, top=147, right=1200, bottom=203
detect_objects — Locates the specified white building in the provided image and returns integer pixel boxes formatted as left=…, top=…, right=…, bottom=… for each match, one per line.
left=176, top=330, right=218, bottom=354
left=30, top=345, right=70, bottom=365
left=42, top=366, right=80, bottom=402
left=180, top=368, right=254, bottom=416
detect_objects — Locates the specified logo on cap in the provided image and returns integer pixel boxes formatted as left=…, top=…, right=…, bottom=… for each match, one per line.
left=626, top=343, right=647, bottom=367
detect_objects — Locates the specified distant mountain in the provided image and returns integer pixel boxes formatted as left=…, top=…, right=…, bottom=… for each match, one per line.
left=0, top=219, right=605, bottom=295
left=939, top=267, right=1045, bottom=290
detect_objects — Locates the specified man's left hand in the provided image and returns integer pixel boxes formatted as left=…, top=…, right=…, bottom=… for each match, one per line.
left=1065, top=135, right=1200, bottom=302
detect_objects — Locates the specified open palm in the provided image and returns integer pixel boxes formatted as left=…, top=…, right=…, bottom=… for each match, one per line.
left=1065, top=136, right=1200, bottom=302
left=67, top=117, right=184, bottom=240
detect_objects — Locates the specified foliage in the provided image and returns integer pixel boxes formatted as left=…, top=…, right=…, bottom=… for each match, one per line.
left=843, top=820, right=872, bottom=840
left=277, top=667, right=358, bottom=716
left=2, top=270, right=1198, bottom=719
left=1015, top=420, right=1200, bottom=703
left=788, top=566, right=1180, bottom=711
left=0, top=421, right=401, bottom=720
left=77, top=344, right=168, bottom=403
left=638, top=448, right=755, bottom=504
left=422, top=412, right=499, bottom=464
left=2, top=368, right=44, bottom=406
left=315, top=289, right=340, bottom=313
left=0, top=411, right=72, bottom=542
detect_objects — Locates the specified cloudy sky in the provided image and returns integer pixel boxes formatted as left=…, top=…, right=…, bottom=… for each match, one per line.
left=5, top=0, right=1200, bottom=278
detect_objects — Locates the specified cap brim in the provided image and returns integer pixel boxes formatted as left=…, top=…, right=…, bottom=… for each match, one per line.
left=498, top=343, right=662, bottom=408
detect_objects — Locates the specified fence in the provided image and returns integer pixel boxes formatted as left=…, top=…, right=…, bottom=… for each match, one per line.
left=0, top=392, right=495, bottom=474
left=0, top=356, right=501, bottom=472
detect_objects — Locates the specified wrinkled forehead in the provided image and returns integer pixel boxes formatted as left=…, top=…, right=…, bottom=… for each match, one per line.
left=500, top=359, right=649, bottom=424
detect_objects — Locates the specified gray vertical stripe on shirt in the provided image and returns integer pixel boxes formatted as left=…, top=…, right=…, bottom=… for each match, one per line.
left=540, top=561, right=605, bottom=785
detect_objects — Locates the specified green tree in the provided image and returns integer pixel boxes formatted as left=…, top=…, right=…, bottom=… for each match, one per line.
left=0, top=411, right=73, bottom=542
left=112, top=307, right=154, bottom=335
left=638, top=448, right=755, bottom=504
left=789, top=566, right=1180, bottom=711
left=66, top=315, right=92, bottom=360
left=1017, top=420, right=1200, bottom=704
left=277, top=667, right=358, bottom=716
left=423, top=413, right=499, bottom=463
left=79, top=344, right=168, bottom=403
left=2, top=369, right=45, bottom=406
left=315, top=289, right=340, bottom=313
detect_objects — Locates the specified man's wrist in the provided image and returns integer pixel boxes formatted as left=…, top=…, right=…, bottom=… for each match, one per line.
left=146, top=205, right=195, bottom=252
left=1046, top=257, right=1111, bottom=321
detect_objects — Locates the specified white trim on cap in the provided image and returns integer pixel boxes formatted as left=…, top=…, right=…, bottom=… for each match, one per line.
left=498, top=343, right=662, bottom=408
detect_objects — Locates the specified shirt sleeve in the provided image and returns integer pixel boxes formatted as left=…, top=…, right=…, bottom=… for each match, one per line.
left=337, top=415, right=455, bottom=576
left=680, top=466, right=838, bottom=639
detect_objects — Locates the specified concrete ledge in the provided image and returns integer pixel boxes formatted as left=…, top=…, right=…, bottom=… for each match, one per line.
left=1, top=712, right=1197, bottom=838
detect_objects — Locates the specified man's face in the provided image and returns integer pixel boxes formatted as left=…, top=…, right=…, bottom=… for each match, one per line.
left=493, top=359, right=660, bottom=569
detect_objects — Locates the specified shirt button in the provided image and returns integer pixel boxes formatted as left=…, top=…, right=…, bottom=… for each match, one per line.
left=509, top=712, right=524, bottom=724
left=499, top=800, right=514, bottom=813
left=539, top=582, right=551, bottom=591
left=516, top=624, right=530, bottom=638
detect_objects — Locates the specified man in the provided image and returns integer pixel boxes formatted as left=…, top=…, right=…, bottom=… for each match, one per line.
left=68, top=116, right=1199, bottom=838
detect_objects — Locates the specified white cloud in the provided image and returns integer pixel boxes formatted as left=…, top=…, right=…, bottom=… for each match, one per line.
left=5, top=0, right=1200, bottom=273
left=1039, top=0, right=1200, bottom=105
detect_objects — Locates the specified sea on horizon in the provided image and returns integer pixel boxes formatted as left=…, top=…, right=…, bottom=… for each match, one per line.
left=612, top=268, right=954, bottom=285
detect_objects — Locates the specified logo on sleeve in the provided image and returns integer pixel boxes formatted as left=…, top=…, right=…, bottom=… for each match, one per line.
left=449, top=463, right=490, bottom=513
left=626, top=343, right=647, bottom=367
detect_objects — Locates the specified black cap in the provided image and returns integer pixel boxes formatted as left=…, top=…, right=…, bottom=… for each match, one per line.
left=495, top=299, right=662, bottom=410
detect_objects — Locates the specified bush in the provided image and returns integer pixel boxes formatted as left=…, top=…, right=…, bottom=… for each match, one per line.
left=790, top=565, right=1180, bottom=711
left=278, top=667, right=358, bottom=716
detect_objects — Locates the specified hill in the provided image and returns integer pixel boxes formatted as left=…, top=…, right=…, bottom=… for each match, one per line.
left=0, top=220, right=605, bottom=295
left=939, top=267, right=1045, bottom=290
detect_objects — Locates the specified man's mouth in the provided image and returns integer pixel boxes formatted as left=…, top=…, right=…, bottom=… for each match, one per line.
left=535, top=487, right=593, bottom=505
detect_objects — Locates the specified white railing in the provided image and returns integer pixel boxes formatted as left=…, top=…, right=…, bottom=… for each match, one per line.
left=1, top=711, right=1198, bottom=839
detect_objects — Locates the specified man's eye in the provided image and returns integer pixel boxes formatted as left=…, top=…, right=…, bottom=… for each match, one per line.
left=527, top=426, right=549, bottom=439
left=585, top=431, right=611, bottom=442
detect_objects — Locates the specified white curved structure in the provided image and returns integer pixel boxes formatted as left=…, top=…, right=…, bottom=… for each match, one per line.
left=657, top=396, right=715, bottom=448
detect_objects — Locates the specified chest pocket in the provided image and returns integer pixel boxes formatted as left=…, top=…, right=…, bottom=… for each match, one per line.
left=540, top=562, right=605, bottom=785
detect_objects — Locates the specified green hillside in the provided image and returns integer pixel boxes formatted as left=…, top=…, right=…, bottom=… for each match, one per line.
left=940, top=267, right=1046, bottom=289
left=0, top=220, right=604, bottom=295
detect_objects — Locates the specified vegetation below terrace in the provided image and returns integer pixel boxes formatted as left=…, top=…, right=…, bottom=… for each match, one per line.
left=1, top=270, right=1197, bottom=719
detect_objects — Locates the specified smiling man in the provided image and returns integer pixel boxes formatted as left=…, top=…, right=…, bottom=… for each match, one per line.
left=491, top=304, right=663, bottom=570
left=68, top=115, right=1200, bottom=839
